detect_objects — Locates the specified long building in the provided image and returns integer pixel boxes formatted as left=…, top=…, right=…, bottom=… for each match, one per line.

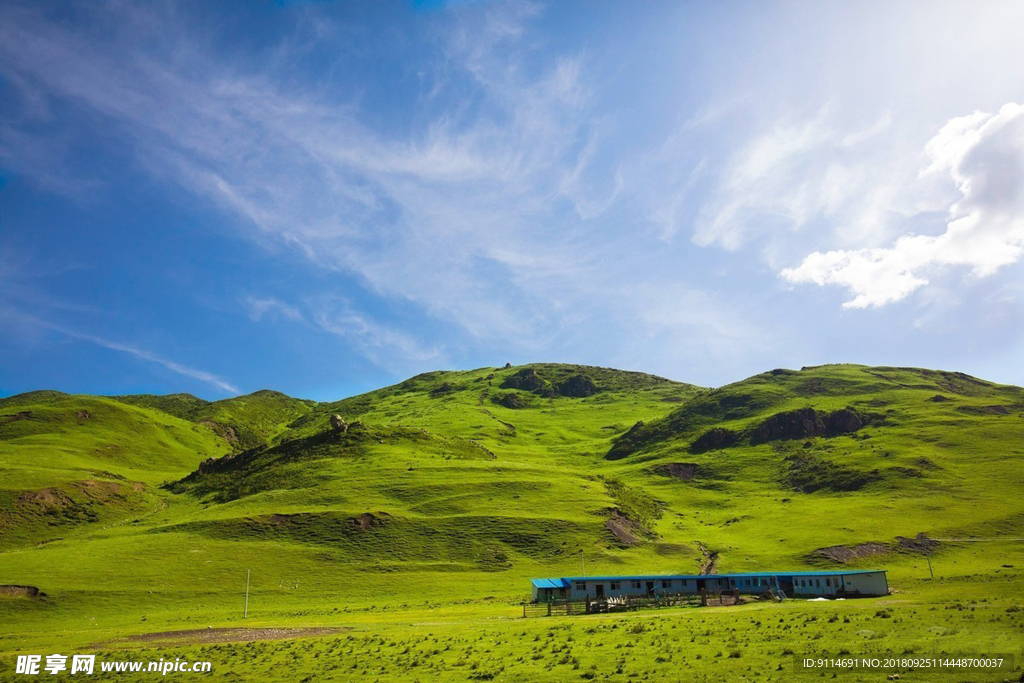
left=530, top=570, right=888, bottom=602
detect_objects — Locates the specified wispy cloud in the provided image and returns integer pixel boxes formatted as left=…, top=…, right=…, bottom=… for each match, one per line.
left=245, top=296, right=305, bottom=323
left=310, top=297, right=443, bottom=369
left=0, top=0, right=611, bottom=356
left=0, top=308, right=239, bottom=394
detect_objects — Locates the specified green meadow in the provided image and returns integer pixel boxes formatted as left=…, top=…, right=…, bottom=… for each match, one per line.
left=1, top=363, right=1023, bottom=681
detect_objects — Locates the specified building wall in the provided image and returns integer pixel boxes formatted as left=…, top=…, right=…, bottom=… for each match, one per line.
left=789, top=575, right=842, bottom=596
left=538, top=572, right=888, bottom=602
left=724, top=576, right=776, bottom=594
left=567, top=577, right=734, bottom=600
left=839, top=571, right=888, bottom=597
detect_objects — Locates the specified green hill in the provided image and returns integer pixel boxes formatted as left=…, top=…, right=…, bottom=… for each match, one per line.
left=1, top=363, right=1023, bottom=682
left=113, top=389, right=315, bottom=451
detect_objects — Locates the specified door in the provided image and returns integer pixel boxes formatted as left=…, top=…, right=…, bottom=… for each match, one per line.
left=645, top=581, right=655, bottom=596
left=595, top=584, right=605, bottom=598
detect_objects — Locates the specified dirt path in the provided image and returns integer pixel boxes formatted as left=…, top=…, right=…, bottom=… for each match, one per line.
left=103, top=626, right=350, bottom=646
left=697, top=542, right=719, bottom=574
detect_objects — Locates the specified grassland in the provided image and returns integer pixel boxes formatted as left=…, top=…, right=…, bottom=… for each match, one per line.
left=1, top=363, right=1023, bottom=681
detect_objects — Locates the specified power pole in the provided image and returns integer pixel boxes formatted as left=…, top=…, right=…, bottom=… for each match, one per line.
left=581, top=550, right=586, bottom=578
left=244, top=569, right=251, bottom=618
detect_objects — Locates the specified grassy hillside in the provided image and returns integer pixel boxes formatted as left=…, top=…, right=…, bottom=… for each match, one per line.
left=113, top=389, right=315, bottom=452
left=1, top=363, right=1023, bottom=682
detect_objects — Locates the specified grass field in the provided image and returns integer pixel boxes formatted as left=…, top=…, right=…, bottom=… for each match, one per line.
left=2, top=363, right=1023, bottom=681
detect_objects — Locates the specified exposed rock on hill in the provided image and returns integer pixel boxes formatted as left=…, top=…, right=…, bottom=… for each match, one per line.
left=556, top=374, right=599, bottom=398
left=690, top=427, right=739, bottom=453
left=496, top=393, right=526, bottom=409
left=500, top=368, right=547, bottom=393
left=651, top=463, right=699, bottom=481
left=751, top=407, right=828, bottom=443
left=751, top=407, right=866, bottom=444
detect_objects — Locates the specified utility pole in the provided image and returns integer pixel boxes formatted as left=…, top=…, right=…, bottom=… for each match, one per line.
left=581, top=550, right=585, bottom=578
left=244, top=569, right=251, bottom=618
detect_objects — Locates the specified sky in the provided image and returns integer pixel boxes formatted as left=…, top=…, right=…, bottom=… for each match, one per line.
left=1, top=0, right=1023, bottom=401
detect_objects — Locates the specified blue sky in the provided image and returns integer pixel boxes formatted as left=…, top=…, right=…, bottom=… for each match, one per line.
left=2, top=0, right=1023, bottom=400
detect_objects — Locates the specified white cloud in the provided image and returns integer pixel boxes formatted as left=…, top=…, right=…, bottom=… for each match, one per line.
left=310, top=298, right=443, bottom=370
left=782, top=103, right=1024, bottom=308
left=692, top=109, right=900, bottom=252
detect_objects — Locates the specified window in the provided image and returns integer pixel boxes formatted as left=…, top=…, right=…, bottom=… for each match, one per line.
left=661, top=580, right=671, bottom=589
left=631, top=581, right=641, bottom=589
left=745, top=579, right=751, bottom=587
left=816, top=579, right=821, bottom=588
left=729, top=579, right=735, bottom=586
left=575, top=582, right=586, bottom=591
left=610, top=581, right=621, bottom=590
left=826, top=578, right=831, bottom=587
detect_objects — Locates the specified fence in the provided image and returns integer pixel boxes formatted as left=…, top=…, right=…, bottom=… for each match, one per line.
left=522, top=590, right=740, bottom=618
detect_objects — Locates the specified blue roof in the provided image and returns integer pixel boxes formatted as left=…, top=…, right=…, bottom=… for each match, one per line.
left=530, top=570, right=884, bottom=585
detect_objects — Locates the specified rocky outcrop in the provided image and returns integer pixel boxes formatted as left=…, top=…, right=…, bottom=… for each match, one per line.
left=496, top=393, right=526, bottom=409
left=751, top=407, right=827, bottom=444
left=500, top=368, right=547, bottom=393
left=555, top=374, right=599, bottom=398
left=329, top=415, right=349, bottom=432
left=690, top=427, right=739, bottom=453
left=752, top=407, right=865, bottom=444
left=825, top=407, right=863, bottom=434
left=0, top=585, right=45, bottom=598
left=652, top=463, right=699, bottom=481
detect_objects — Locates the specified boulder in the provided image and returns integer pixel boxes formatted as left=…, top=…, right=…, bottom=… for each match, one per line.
left=329, top=414, right=349, bottom=432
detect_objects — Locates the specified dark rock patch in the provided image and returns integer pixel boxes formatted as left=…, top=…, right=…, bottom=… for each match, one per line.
left=929, top=394, right=952, bottom=402
left=752, top=407, right=866, bottom=444
left=500, top=368, right=547, bottom=393
left=956, top=404, right=1011, bottom=416
left=605, top=509, right=642, bottom=546
left=810, top=542, right=891, bottom=563
left=752, top=408, right=827, bottom=444
left=810, top=533, right=937, bottom=564
left=825, top=408, right=862, bottom=434
left=200, top=420, right=239, bottom=444
left=652, top=462, right=699, bottom=481
left=429, top=383, right=455, bottom=397
left=353, top=512, right=388, bottom=530
left=0, top=585, right=45, bottom=599
left=896, top=533, right=937, bottom=553
left=555, top=374, right=599, bottom=398
left=784, top=453, right=880, bottom=493
left=496, top=393, right=527, bottom=409
left=690, top=427, right=739, bottom=454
